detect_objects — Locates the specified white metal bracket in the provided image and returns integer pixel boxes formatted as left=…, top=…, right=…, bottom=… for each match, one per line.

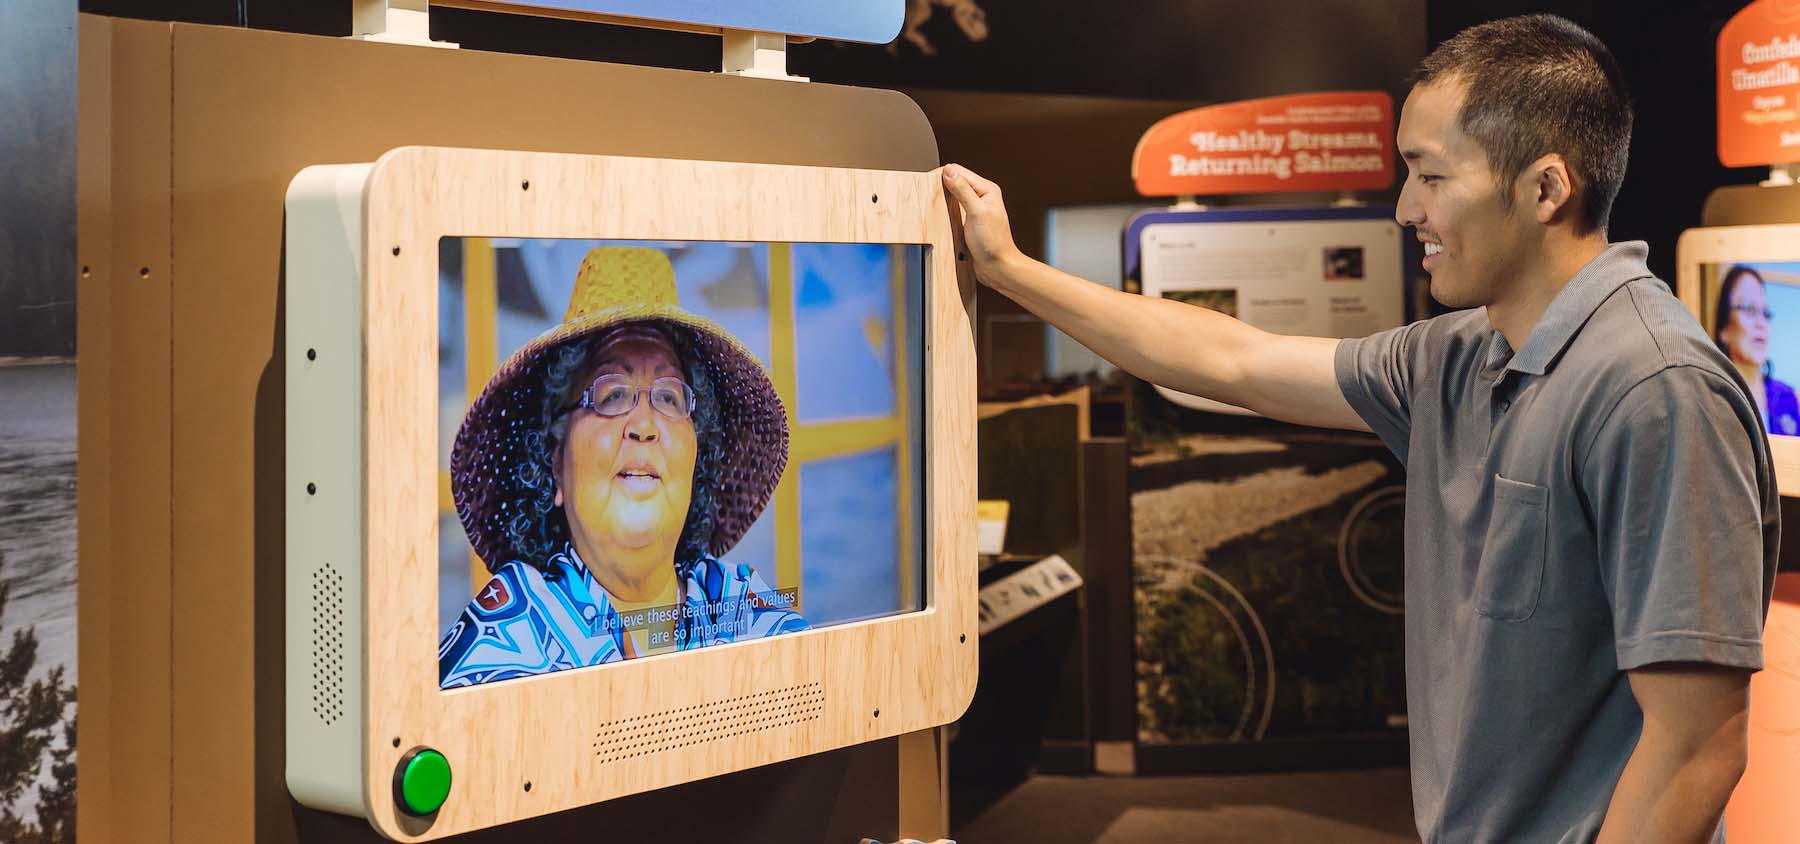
left=722, top=30, right=808, bottom=82
left=351, top=0, right=459, bottom=48
left=1762, top=162, right=1799, bottom=187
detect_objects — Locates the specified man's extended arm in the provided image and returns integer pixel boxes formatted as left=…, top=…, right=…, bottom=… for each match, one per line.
left=1595, top=665, right=1750, bottom=844
left=940, top=164, right=1368, bottom=432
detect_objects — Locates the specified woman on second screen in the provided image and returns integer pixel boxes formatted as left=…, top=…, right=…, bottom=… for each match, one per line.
left=1715, top=265, right=1799, bottom=437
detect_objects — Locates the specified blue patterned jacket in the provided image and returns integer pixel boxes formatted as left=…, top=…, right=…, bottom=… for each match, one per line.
left=438, top=543, right=808, bottom=688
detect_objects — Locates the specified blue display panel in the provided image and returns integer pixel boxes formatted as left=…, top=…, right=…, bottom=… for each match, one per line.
left=466, top=0, right=904, bottom=44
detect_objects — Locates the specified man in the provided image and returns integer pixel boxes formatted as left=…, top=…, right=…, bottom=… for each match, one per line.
left=943, top=14, right=1779, bottom=844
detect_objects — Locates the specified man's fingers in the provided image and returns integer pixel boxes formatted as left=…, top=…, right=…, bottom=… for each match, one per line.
left=944, top=164, right=1001, bottom=199
left=958, top=166, right=1001, bottom=197
left=941, top=167, right=982, bottom=208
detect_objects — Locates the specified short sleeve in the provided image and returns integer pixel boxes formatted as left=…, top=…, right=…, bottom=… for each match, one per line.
left=1581, top=366, right=1772, bottom=671
left=1335, top=320, right=1429, bottom=461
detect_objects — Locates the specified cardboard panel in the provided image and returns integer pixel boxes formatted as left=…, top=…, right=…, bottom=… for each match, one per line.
left=79, top=14, right=942, bottom=843
left=75, top=16, right=175, bottom=844
left=73, top=17, right=115, bottom=844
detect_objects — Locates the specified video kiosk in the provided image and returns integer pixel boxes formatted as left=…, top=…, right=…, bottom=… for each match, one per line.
left=283, top=147, right=977, bottom=840
left=1677, top=224, right=1800, bottom=494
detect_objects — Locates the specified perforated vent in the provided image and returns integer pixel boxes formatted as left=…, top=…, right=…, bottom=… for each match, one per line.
left=310, top=562, right=345, bottom=725
left=593, top=682, right=825, bottom=764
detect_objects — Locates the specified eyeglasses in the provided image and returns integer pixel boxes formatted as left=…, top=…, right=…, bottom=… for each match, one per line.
left=1730, top=303, right=1775, bottom=320
left=580, top=374, right=695, bottom=420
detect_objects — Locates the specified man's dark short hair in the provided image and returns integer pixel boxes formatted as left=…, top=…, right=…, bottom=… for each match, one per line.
left=1413, top=14, right=1633, bottom=234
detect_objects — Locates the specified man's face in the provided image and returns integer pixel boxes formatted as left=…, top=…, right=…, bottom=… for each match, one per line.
left=1396, top=79, right=1533, bottom=310
left=559, top=331, right=698, bottom=574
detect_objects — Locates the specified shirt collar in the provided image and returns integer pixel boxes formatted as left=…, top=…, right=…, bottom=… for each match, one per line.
left=1479, top=330, right=1514, bottom=383
left=1503, top=241, right=1654, bottom=377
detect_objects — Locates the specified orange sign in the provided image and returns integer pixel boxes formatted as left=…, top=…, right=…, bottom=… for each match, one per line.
left=1131, top=91, right=1394, bottom=197
left=1719, top=0, right=1800, bottom=167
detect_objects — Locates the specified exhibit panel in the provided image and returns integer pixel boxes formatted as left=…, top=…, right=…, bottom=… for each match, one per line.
left=1122, top=388, right=1408, bottom=753
left=1119, top=205, right=1412, bottom=762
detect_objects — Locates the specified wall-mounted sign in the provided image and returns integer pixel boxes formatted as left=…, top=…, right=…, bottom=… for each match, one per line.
left=1131, top=91, right=1394, bottom=197
left=1718, top=0, right=1800, bottom=167
left=436, top=0, right=903, bottom=44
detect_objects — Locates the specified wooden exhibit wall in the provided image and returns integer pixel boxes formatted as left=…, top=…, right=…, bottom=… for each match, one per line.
left=76, top=15, right=949, bottom=844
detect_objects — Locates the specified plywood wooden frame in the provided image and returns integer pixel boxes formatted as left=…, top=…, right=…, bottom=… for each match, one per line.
left=301, top=147, right=976, bottom=840
left=1675, top=224, right=1800, bottom=496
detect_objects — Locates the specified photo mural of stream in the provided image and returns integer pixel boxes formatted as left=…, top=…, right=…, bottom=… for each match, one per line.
left=1130, top=380, right=1406, bottom=745
left=0, top=362, right=79, bottom=837
left=0, top=364, right=77, bottom=680
left=2, top=0, right=80, bottom=834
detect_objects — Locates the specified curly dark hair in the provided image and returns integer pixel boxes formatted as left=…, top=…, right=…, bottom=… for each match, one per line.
left=495, top=321, right=723, bottom=581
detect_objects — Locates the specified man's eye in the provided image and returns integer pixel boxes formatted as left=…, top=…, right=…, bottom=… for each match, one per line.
left=1417, top=174, right=1441, bottom=185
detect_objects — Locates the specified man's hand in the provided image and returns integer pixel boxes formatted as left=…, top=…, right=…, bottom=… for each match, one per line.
left=940, top=164, right=1020, bottom=284
left=1597, top=664, right=1749, bottom=844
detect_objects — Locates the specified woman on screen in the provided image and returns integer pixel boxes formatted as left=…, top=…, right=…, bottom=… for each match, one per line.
left=1714, top=265, right=1799, bottom=436
left=438, top=247, right=807, bottom=688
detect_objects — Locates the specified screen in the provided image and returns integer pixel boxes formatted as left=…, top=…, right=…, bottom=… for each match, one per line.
left=1701, top=262, right=1800, bottom=438
left=435, top=239, right=926, bottom=688
left=448, top=1, right=904, bottom=45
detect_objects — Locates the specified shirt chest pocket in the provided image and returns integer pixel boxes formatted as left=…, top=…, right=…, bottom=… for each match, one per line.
left=1475, top=475, right=1549, bottom=622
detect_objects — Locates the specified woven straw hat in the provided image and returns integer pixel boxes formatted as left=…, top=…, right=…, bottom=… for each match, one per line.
left=450, top=246, right=788, bottom=565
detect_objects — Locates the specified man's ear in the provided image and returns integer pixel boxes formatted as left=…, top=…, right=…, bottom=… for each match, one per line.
left=1523, top=153, right=1577, bottom=225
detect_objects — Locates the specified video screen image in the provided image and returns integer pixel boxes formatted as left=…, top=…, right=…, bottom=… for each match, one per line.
left=1702, top=262, right=1800, bottom=438
left=436, top=240, right=926, bottom=688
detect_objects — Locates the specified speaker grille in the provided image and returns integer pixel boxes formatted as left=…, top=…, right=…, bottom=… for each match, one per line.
left=593, top=682, right=825, bottom=764
left=310, top=562, right=345, bottom=725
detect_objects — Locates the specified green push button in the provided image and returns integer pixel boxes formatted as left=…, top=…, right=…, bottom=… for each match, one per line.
left=397, top=749, right=451, bottom=816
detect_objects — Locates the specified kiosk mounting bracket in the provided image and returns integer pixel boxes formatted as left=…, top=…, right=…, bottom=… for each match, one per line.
left=351, top=0, right=459, bottom=48
left=721, top=30, right=809, bottom=82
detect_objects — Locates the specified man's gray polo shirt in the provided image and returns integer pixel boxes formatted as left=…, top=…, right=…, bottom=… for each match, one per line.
left=1335, top=241, right=1780, bottom=844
